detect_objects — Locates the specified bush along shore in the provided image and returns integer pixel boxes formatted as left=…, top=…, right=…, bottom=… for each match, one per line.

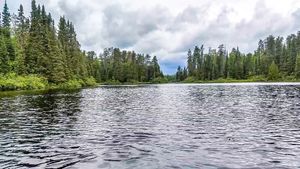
left=180, top=76, right=300, bottom=84
left=100, top=77, right=169, bottom=85
left=0, top=73, right=97, bottom=91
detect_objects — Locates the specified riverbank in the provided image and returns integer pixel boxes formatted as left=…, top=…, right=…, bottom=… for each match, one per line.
left=99, top=77, right=169, bottom=85
left=2, top=73, right=300, bottom=92
left=0, top=73, right=98, bottom=92
left=180, top=76, right=300, bottom=84
left=0, top=73, right=170, bottom=92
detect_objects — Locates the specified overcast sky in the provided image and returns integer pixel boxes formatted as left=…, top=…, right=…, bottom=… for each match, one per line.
left=2, top=0, right=300, bottom=74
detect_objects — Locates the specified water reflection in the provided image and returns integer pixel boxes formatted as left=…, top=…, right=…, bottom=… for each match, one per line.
left=0, top=90, right=94, bottom=168
left=0, top=84, right=300, bottom=168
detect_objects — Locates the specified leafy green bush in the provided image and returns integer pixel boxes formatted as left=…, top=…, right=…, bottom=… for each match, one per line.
left=151, top=77, right=168, bottom=84
left=0, top=73, right=47, bottom=91
left=248, top=75, right=267, bottom=82
left=57, top=79, right=84, bottom=89
left=102, top=79, right=122, bottom=85
left=268, top=61, right=280, bottom=81
left=283, top=75, right=297, bottom=82
left=183, top=76, right=197, bottom=83
left=122, top=79, right=140, bottom=85
left=83, top=77, right=97, bottom=86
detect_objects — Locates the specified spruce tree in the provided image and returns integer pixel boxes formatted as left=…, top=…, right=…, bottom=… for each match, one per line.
left=268, top=61, right=280, bottom=80
left=187, top=49, right=194, bottom=76
left=295, top=54, right=300, bottom=79
left=152, top=56, right=161, bottom=78
left=0, top=36, right=9, bottom=74
left=1, top=0, right=15, bottom=61
left=15, top=4, right=28, bottom=75
left=2, top=0, right=10, bottom=28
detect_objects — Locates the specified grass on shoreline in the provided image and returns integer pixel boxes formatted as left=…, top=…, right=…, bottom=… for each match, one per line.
left=100, top=77, right=169, bottom=85
left=100, top=76, right=300, bottom=86
left=1, top=73, right=299, bottom=93
left=181, top=76, right=300, bottom=84
left=0, top=73, right=97, bottom=92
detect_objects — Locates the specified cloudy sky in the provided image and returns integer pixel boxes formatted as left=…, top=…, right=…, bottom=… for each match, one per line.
left=2, top=0, right=300, bottom=74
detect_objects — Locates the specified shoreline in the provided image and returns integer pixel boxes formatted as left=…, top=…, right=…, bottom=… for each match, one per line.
left=2, top=80, right=300, bottom=96
left=99, top=80, right=300, bottom=86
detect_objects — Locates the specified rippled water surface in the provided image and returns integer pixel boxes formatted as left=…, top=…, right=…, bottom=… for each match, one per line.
left=1, top=83, right=300, bottom=169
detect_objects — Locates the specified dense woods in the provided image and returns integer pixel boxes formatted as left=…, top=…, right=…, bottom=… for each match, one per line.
left=0, top=1, right=164, bottom=90
left=98, top=48, right=164, bottom=83
left=177, top=33, right=300, bottom=82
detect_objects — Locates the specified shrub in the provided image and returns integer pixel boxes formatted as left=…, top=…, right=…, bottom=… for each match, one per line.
left=247, top=75, right=267, bottom=82
left=0, top=73, right=47, bottom=91
left=102, top=79, right=122, bottom=85
left=268, top=61, right=280, bottom=81
left=183, top=76, right=197, bottom=83
left=84, top=77, right=97, bottom=86
left=152, top=77, right=168, bottom=84
left=58, top=79, right=83, bottom=89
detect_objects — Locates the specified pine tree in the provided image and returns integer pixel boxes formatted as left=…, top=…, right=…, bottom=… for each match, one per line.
left=286, top=35, right=297, bottom=75
left=2, top=0, right=10, bottom=28
left=1, top=0, right=15, bottom=62
left=187, top=49, right=194, bottom=76
left=152, top=56, right=161, bottom=78
left=183, top=67, right=188, bottom=80
left=295, top=54, right=300, bottom=79
left=46, top=16, right=66, bottom=83
left=268, top=61, right=280, bottom=80
left=176, top=66, right=183, bottom=81
left=25, top=0, right=43, bottom=74
left=0, top=36, right=9, bottom=74
left=224, top=54, right=229, bottom=78
left=217, top=44, right=226, bottom=78
left=15, top=5, right=29, bottom=75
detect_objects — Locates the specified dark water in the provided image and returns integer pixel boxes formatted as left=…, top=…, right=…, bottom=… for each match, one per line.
left=1, top=83, right=300, bottom=169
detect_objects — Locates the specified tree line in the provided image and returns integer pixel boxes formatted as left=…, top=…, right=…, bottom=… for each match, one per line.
left=0, top=0, right=164, bottom=87
left=99, top=48, right=163, bottom=83
left=177, top=32, right=300, bottom=82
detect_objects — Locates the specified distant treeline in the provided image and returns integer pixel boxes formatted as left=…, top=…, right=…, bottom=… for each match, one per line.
left=0, top=0, right=164, bottom=90
left=98, top=48, right=164, bottom=83
left=177, top=32, right=300, bottom=82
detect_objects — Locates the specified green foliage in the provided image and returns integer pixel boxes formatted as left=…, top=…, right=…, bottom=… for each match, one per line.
left=151, top=77, right=168, bottom=84
left=183, top=76, right=197, bottom=83
left=102, top=79, right=122, bottom=85
left=176, top=66, right=188, bottom=81
left=57, top=79, right=84, bottom=89
left=2, top=1, right=10, bottom=28
left=0, top=73, right=47, bottom=91
left=164, top=75, right=176, bottom=82
left=283, top=75, right=297, bottom=82
left=99, top=48, right=164, bottom=83
left=0, top=35, right=9, bottom=73
left=84, top=77, right=97, bottom=86
left=53, top=77, right=97, bottom=90
left=178, top=30, right=300, bottom=82
left=295, top=54, right=300, bottom=79
left=248, top=75, right=267, bottom=82
left=268, top=61, right=280, bottom=80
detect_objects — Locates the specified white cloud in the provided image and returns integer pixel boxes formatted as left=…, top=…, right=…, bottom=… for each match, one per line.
left=2, top=0, right=300, bottom=74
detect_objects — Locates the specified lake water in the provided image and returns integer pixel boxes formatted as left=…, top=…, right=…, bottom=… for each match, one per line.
left=1, top=83, right=300, bottom=168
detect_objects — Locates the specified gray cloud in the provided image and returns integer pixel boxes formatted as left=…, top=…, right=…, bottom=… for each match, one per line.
left=57, top=0, right=89, bottom=24
left=101, top=4, right=171, bottom=48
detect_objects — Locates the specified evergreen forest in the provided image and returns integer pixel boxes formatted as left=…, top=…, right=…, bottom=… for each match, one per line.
left=0, top=0, right=164, bottom=91
left=176, top=33, right=300, bottom=82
